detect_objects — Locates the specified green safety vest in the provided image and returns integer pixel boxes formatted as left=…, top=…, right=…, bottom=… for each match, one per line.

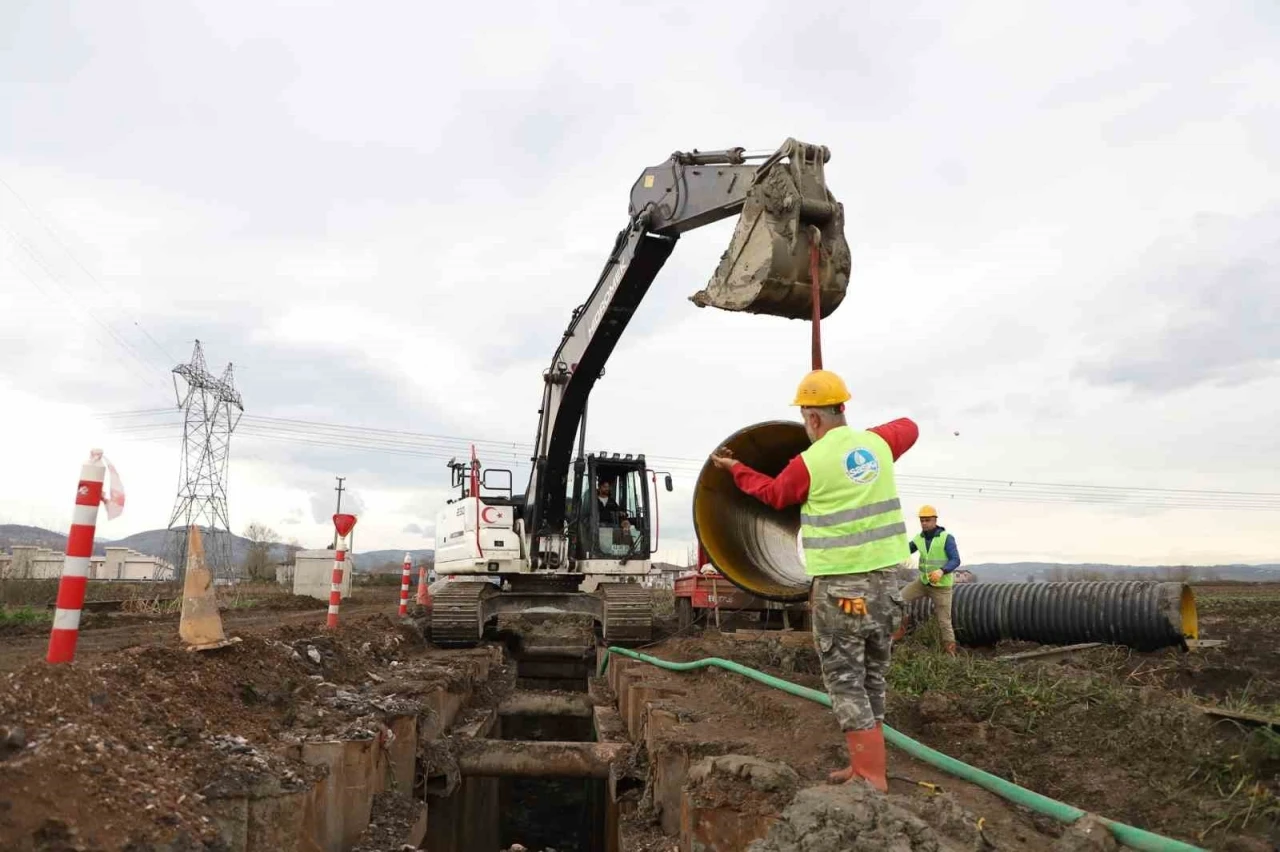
left=799, top=426, right=909, bottom=576
left=914, top=530, right=954, bottom=588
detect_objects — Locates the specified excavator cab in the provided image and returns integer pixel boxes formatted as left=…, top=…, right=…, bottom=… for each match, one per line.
left=572, top=452, right=654, bottom=563
left=688, top=139, right=851, bottom=320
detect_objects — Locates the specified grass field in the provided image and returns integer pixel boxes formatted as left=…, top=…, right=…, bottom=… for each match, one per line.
left=883, top=581, right=1280, bottom=847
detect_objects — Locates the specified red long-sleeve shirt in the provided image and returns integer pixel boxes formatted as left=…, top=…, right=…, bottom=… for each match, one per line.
left=729, top=418, right=919, bottom=510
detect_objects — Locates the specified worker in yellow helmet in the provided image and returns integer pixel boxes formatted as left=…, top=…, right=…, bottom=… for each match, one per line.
left=892, top=505, right=962, bottom=655
left=710, top=369, right=918, bottom=792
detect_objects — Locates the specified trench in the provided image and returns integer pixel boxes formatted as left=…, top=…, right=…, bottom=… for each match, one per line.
left=499, top=709, right=610, bottom=851
left=427, top=651, right=621, bottom=852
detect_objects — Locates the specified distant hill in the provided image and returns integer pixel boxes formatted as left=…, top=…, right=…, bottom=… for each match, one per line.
left=351, top=550, right=436, bottom=573
left=968, top=562, right=1280, bottom=583
left=10, top=523, right=1272, bottom=583
left=0, top=524, right=294, bottom=566
left=0, top=524, right=93, bottom=552
left=0, top=524, right=431, bottom=571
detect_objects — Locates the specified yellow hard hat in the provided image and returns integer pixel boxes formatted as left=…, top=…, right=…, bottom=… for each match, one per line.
left=918, top=505, right=938, bottom=518
left=791, top=370, right=851, bottom=407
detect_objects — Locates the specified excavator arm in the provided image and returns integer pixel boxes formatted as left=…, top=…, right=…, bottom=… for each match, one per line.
left=523, top=139, right=851, bottom=568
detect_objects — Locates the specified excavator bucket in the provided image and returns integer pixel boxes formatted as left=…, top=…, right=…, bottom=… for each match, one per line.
left=691, top=139, right=851, bottom=320
left=178, top=525, right=237, bottom=652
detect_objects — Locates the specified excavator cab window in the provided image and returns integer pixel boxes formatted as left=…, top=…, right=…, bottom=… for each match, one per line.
left=581, top=455, right=650, bottom=561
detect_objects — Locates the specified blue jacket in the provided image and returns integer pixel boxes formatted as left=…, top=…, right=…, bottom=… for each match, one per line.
left=908, top=526, right=960, bottom=573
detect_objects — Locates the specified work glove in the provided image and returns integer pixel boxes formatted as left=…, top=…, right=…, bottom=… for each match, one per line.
left=928, top=569, right=944, bottom=585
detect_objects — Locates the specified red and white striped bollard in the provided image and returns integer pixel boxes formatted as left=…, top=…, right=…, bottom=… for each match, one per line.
left=398, top=552, right=411, bottom=617
left=328, top=513, right=357, bottom=630
left=47, top=451, right=106, bottom=663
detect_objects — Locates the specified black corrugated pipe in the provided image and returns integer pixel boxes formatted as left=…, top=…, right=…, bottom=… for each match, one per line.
left=693, top=422, right=1200, bottom=652
left=905, top=581, right=1198, bottom=652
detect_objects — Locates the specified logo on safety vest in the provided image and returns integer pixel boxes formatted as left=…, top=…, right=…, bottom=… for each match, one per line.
left=844, top=448, right=880, bottom=484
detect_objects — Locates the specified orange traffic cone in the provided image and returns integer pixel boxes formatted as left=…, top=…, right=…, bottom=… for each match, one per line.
left=416, top=566, right=432, bottom=610
left=178, top=526, right=238, bottom=652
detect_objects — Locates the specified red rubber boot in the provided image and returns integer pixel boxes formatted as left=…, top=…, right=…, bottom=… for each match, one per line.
left=827, top=724, right=888, bottom=792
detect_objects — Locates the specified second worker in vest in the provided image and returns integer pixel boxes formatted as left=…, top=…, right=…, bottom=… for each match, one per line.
left=892, top=505, right=962, bottom=655
left=710, top=369, right=918, bottom=792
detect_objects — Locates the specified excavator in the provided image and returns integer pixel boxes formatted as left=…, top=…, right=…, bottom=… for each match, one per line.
left=429, top=138, right=851, bottom=646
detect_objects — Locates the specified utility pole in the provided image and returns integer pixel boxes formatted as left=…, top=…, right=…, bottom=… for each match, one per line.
left=332, top=477, right=346, bottom=549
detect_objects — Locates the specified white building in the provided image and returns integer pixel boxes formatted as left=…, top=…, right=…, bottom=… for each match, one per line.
left=292, top=549, right=354, bottom=601
left=0, top=545, right=174, bottom=581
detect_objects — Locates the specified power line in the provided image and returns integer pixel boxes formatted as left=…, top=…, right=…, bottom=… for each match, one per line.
left=2, top=240, right=170, bottom=397
left=97, top=408, right=1280, bottom=512
left=0, top=173, right=178, bottom=368
left=1, top=227, right=165, bottom=380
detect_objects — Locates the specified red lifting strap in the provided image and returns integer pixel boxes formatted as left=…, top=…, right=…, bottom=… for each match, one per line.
left=809, top=231, right=823, bottom=371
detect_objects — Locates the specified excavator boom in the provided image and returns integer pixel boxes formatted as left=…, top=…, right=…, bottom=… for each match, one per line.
left=430, top=138, right=851, bottom=647
left=525, top=138, right=851, bottom=563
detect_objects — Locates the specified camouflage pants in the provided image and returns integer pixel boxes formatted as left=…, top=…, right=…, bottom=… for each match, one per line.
left=899, top=580, right=956, bottom=646
left=809, top=569, right=904, bottom=732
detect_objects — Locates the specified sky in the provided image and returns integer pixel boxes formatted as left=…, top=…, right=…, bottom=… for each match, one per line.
left=1, top=1, right=1278, bottom=567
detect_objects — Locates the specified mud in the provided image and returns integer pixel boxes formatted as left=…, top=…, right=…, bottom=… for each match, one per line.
left=685, top=754, right=800, bottom=812
left=611, top=634, right=1060, bottom=851
left=746, top=783, right=963, bottom=852
left=1050, top=815, right=1119, bottom=852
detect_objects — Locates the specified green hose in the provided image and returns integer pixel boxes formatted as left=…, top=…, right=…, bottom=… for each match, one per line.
left=601, top=646, right=1206, bottom=852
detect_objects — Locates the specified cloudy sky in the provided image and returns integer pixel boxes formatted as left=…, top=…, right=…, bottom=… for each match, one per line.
left=2, top=1, right=1277, bottom=566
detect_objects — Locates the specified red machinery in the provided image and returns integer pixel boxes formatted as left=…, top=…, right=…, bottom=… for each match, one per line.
left=674, top=545, right=808, bottom=632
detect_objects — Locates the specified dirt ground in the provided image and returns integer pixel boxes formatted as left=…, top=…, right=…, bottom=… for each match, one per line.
left=612, top=632, right=1067, bottom=851
left=0, top=608, right=446, bottom=852
left=0, top=600, right=389, bottom=673
left=629, top=582, right=1279, bottom=850
left=2, top=580, right=1276, bottom=850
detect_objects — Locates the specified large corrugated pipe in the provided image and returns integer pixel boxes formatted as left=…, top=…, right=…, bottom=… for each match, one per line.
left=692, top=420, right=812, bottom=602
left=694, top=421, right=1200, bottom=651
left=907, top=581, right=1198, bottom=651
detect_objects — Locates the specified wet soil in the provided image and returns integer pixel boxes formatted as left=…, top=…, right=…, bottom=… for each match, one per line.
left=627, top=585, right=1280, bottom=849
left=616, top=632, right=1060, bottom=850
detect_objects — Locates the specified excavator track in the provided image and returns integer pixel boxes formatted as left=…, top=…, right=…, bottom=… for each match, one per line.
left=596, top=583, right=654, bottom=645
left=429, top=582, right=494, bottom=647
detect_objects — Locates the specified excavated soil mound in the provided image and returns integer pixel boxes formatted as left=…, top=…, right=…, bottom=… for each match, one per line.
left=747, top=784, right=947, bottom=851
left=746, top=783, right=995, bottom=852
left=251, top=594, right=328, bottom=612
left=0, top=614, right=439, bottom=852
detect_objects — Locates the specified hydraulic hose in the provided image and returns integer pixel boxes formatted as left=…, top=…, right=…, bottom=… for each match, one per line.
left=600, top=647, right=1205, bottom=852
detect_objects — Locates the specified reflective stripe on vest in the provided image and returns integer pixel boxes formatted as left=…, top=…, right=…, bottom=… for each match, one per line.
left=799, top=426, right=909, bottom=576
left=914, top=530, right=955, bottom=588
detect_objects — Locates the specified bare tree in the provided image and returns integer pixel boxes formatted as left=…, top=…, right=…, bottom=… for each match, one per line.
left=242, top=522, right=280, bottom=582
